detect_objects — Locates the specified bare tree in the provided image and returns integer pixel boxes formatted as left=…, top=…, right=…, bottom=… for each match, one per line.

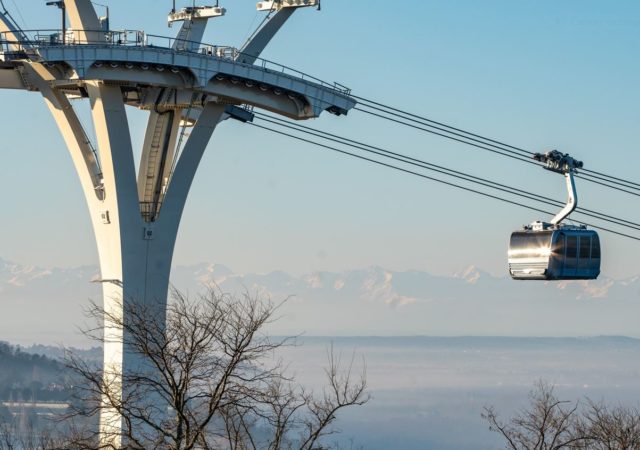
left=576, top=400, right=640, bottom=450
left=482, top=381, right=587, bottom=450
left=484, top=382, right=640, bottom=450
left=62, top=288, right=369, bottom=449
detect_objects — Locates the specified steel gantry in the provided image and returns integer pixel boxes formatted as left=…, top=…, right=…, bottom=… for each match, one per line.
left=0, top=0, right=354, bottom=445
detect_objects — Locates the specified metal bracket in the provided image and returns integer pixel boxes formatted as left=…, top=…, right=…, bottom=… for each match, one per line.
left=168, top=6, right=226, bottom=25
left=143, top=226, right=154, bottom=240
left=257, top=0, right=319, bottom=11
left=224, top=104, right=255, bottom=123
left=534, top=150, right=583, bottom=174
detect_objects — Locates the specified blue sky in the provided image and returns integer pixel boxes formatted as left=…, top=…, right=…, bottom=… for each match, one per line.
left=0, top=0, right=638, bottom=278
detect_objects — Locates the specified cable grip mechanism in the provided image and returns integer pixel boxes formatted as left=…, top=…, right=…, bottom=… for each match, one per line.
left=534, top=149, right=584, bottom=174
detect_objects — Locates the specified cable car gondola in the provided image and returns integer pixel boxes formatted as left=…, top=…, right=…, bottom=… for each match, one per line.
left=508, top=151, right=601, bottom=281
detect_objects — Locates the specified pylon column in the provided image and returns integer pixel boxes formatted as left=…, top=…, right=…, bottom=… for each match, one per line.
left=89, top=83, right=225, bottom=445
left=0, top=1, right=355, bottom=445
left=28, top=71, right=225, bottom=444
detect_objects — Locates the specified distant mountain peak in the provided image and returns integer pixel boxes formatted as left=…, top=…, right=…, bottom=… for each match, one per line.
left=454, top=265, right=487, bottom=284
left=3, top=255, right=640, bottom=344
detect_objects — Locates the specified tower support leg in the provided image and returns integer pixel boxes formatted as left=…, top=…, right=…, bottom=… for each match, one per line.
left=39, top=78, right=225, bottom=446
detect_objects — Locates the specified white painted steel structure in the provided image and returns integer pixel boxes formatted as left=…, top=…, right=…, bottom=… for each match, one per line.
left=0, top=0, right=355, bottom=445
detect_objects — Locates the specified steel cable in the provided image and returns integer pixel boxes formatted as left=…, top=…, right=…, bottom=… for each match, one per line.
left=247, top=120, right=640, bottom=242
left=352, top=95, right=640, bottom=194
left=255, top=112, right=640, bottom=231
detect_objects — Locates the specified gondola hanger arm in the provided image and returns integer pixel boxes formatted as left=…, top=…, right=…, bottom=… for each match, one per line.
left=534, top=150, right=583, bottom=225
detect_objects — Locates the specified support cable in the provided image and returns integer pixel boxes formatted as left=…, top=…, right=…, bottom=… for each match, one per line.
left=356, top=104, right=640, bottom=196
left=353, top=95, right=533, bottom=157
left=0, top=0, right=26, bottom=36
left=352, top=95, right=640, bottom=194
left=255, top=112, right=640, bottom=231
left=354, top=106, right=540, bottom=167
left=574, top=174, right=640, bottom=198
left=247, top=121, right=640, bottom=242
left=8, top=0, right=26, bottom=30
left=239, top=1, right=277, bottom=52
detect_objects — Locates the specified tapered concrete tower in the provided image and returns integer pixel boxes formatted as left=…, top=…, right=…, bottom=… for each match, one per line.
left=0, top=0, right=355, bottom=444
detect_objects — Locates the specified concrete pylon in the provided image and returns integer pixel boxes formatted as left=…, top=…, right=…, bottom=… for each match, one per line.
left=27, top=62, right=226, bottom=444
left=0, top=0, right=355, bottom=444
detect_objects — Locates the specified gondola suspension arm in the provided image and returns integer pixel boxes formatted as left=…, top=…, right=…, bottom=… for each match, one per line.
left=534, top=150, right=583, bottom=225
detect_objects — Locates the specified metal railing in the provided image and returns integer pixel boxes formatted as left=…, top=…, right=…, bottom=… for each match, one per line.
left=0, top=29, right=351, bottom=95
left=139, top=201, right=160, bottom=222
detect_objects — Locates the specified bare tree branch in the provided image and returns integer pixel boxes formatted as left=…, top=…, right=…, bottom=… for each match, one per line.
left=60, top=289, right=369, bottom=449
left=484, top=381, right=640, bottom=450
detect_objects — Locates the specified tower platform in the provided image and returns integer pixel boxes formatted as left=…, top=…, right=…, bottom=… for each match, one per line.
left=0, top=30, right=354, bottom=118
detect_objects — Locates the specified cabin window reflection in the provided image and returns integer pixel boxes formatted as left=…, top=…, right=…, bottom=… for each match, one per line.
left=592, top=235, right=601, bottom=259
left=509, top=232, right=553, bottom=259
left=566, top=236, right=578, bottom=259
left=579, top=237, right=591, bottom=260
left=578, top=236, right=591, bottom=268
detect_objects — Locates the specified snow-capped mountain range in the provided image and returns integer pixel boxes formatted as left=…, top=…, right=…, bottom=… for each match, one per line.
left=1, top=256, right=639, bottom=345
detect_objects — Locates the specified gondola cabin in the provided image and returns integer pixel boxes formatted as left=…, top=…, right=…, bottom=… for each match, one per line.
left=508, top=222, right=600, bottom=280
